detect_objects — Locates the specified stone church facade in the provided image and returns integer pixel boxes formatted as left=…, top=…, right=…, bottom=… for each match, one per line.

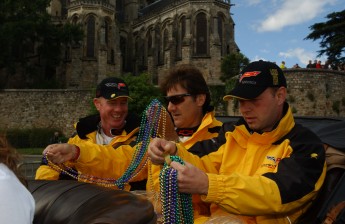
left=48, top=0, right=238, bottom=88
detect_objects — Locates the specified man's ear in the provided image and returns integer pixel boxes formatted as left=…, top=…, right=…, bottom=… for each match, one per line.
left=276, top=87, right=287, bottom=105
left=196, top=94, right=206, bottom=106
left=93, top=98, right=101, bottom=111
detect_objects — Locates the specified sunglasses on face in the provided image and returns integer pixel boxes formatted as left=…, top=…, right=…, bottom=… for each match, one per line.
left=164, top=93, right=192, bottom=105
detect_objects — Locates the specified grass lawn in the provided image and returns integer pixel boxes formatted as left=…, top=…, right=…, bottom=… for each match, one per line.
left=16, top=148, right=44, bottom=155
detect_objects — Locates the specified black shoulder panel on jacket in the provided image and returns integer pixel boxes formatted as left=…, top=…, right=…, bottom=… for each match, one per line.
left=124, top=113, right=140, bottom=135
left=188, top=121, right=236, bottom=157
left=76, top=114, right=101, bottom=139
left=208, top=126, right=221, bottom=134
left=263, top=124, right=325, bottom=204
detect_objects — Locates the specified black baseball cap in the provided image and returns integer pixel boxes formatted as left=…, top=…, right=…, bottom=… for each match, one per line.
left=223, top=60, right=287, bottom=101
left=96, top=77, right=131, bottom=100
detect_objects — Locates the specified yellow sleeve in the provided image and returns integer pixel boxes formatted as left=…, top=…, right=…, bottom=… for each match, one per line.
left=35, top=164, right=60, bottom=180
left=74, top=141, right=148, bottom=182
left=34, top=135, right=83, bottom=180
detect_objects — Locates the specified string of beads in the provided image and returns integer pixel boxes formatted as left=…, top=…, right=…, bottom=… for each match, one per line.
left=159, top=155, right=194, bottom=224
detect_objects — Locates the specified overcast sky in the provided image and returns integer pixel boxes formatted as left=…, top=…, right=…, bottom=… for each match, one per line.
left=231, top=0, right=343, bottom=68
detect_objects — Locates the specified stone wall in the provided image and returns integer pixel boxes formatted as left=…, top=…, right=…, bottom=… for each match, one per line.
left=1, top=69, right=344, bottom=138
left=227, top=69, right=345, bottom=118
left=286, top=69, right=345, bottom=117
left=0, top=89, right=93, bottom=137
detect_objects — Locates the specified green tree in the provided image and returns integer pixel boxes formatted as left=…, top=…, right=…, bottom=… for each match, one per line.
left=0, top=0, right=83, bottom=88
left=305, top=10, right=345, bottom=63
left=121, top=73, right=163, bottom=116
left=220, top=52, right=249, bottom=95
left=220, top=52, right=250, bottom=82
left=220, top=52, right=249, bottom=115
left=209, top=85, right=227, bottom=115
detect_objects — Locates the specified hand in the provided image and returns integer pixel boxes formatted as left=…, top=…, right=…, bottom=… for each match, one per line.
left=170, top=161, right=209, bottom=195
left=43, top=143, right=77, bottom=164
left=148, top=138, right=176, bottom=165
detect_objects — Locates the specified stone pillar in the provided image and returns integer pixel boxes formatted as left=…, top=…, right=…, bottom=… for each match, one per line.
left=182, top=16, right=192, bottom=63
left=67, top=44, right=83, bottom=88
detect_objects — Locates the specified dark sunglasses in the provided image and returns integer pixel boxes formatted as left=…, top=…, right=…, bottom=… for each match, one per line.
left=164, top=93, right=192, bottom=105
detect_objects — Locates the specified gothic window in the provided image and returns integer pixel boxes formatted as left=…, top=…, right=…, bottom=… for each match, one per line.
left=196, top=12, right=207, bottom=56
left=155, top=26, right=162, bottom=65
left=135, top=37, right=139, bottom=70
left=72, top=16, right=78, bottom=25
left=116, top=0, right=123, bottom=10
left=163, top=29, right=169, bottom=50
left=86, top=16, right=95, bottom=58
left=181, top=17, right=186, bottom=39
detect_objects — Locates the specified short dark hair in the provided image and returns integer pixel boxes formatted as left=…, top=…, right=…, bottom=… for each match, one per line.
left=160, top=64, right=212, bottom=113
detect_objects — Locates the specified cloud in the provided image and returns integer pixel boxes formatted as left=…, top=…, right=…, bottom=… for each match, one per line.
left=278, top=48, right=317, bottom=65
left=246, top=0, right=262, bottom=6
left=251, top=55, right=267, bottom=62
left=256, top=0, right=336, bottom=32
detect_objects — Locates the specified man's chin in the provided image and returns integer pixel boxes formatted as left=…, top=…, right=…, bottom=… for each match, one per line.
left=173, top=121, right=182, bottom=129
left=247, top=123, right=259, bottom=131
left=111, top=120, right=125, bottom=129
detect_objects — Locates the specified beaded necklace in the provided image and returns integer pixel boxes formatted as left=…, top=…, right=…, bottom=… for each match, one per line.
left=159, top=155, right=194, bottom=224
left=115, top=99, right=165, bottom=189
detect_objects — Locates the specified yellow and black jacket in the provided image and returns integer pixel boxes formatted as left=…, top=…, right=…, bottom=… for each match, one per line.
left=176, top=103, right=327, bottom=224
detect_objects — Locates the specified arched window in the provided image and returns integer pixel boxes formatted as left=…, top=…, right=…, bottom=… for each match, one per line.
left=163, top=29, right=169, bottom=50
left=155, top=25, right=162, bottom=65
left=196, top=12, right=207, bottom=55
left=72, top=16, right=78, bottom=25
left=135, top=36, right=144, bottom=71
left=86, top=16, right=95, bottom=58
left=181, top=17, right=186, bottom=41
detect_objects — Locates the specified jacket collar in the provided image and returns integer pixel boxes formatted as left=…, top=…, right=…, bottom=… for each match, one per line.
left=235, top=102, right=295, bottom=145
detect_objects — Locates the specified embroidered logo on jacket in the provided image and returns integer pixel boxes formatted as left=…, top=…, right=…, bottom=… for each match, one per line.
left=261, top=156, right=282, bottom=169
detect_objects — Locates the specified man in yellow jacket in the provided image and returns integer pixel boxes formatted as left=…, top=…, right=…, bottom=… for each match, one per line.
left=35, top=77, right=144, bottom=190
left=149, top=60, right=327, bottom=224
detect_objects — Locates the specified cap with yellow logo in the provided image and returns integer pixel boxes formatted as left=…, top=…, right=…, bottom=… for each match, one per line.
left=223, top=60, right=287, bottom=101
